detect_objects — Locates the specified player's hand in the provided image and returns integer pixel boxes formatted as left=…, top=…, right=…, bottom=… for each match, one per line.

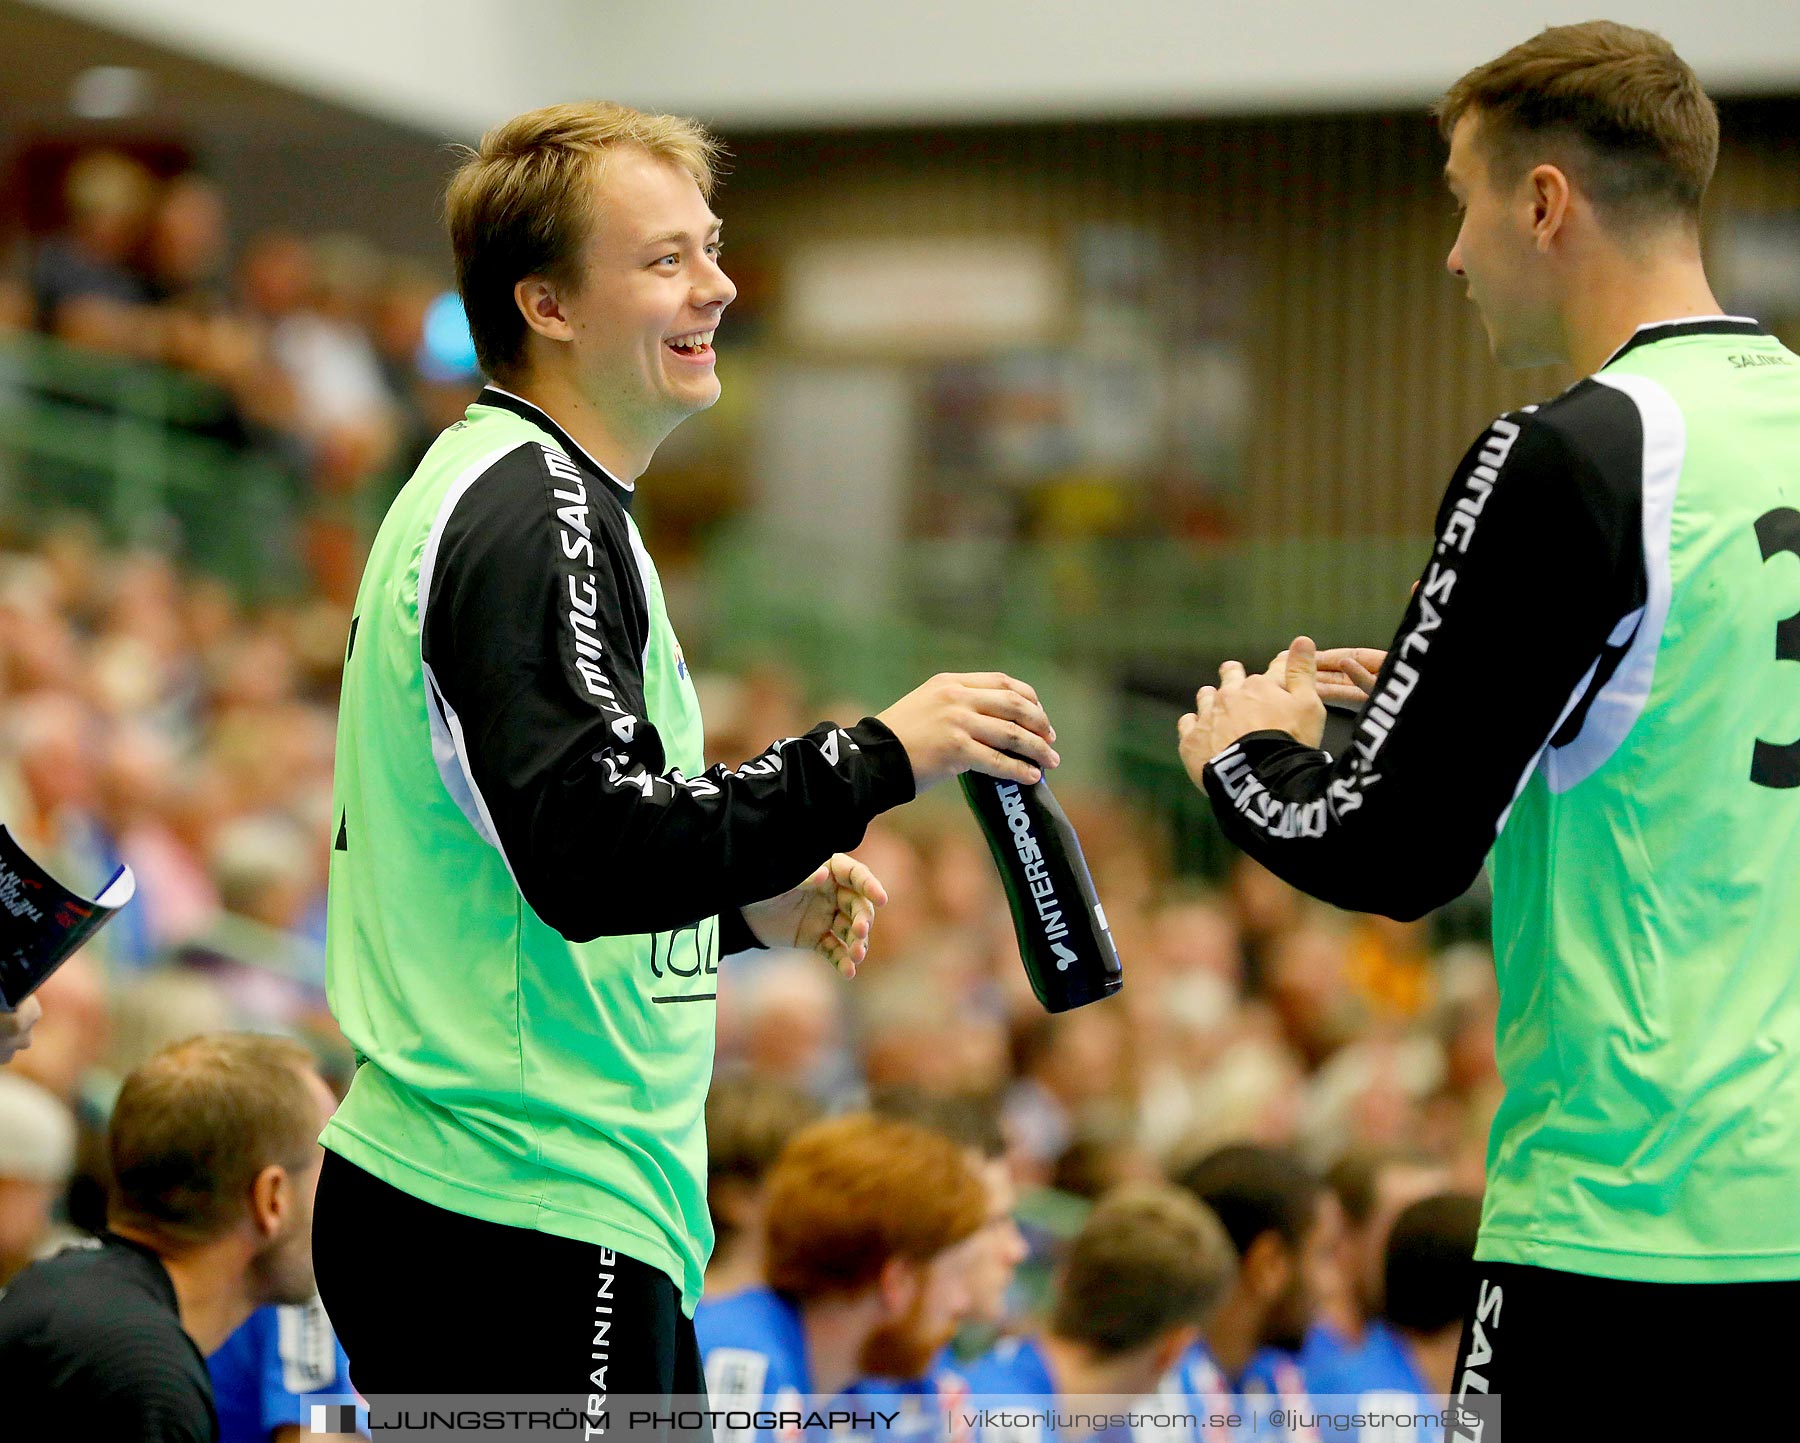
left=877, top=673, right=1059, bottom=791
left=742, top=854, right=889, bottom=978
left=1178, top=636, right=1328, bottom=785
left=1268, top=645, right=1387, bottom=706
left=0, top=994, right=43, bottom=1064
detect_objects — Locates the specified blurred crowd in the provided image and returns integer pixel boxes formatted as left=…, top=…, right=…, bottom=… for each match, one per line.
left=0, top=519, right=353, bottom=1261
left=0, top=509, right=1504, bottom=1303
left=2, top=148, right=478, bottom=598
left=0, top=147, right=1505, bottom=1443
left=706, top=675, right=1501, bottom=1213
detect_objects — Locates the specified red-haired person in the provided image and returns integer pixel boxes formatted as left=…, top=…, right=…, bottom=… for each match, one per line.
left=698, top=1115, right=987, bottom=1441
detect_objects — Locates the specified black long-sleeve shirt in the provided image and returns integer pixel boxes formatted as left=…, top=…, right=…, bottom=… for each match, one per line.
left=1202, top=375, right=1649, bottom=919
left=416, top=387, right=915, bottom=944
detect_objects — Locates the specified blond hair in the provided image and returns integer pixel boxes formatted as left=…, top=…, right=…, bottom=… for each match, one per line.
left=444, top=101, right=724, bottom=379
left=1435, top=21, right=1718, bottom=227
left=64, top=150, right=155, bottom=224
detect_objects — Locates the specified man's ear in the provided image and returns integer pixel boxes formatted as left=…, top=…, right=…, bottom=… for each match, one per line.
left=1151, top=1323, right=1201, bottom=1377
left=876, top=1256, right=922, bottom=1319
left=514, top=276, right=574, bottom=344
left=713, top=1178, right=761, bottom=1233
left=1528, top=163, right=1573, bottom=251
left=249, top=1163, right=290, bottom=1241
left=1243, top=1230, right=1292, bottom=1305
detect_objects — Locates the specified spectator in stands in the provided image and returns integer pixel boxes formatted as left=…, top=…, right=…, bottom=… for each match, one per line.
left=726, top=954, right=847, bottom=1101
left=872, top=1089, right=1029, bottom=1354
left=147, top=174, right=231, bottom=311
left=0, top=269, right=29, bottom=331
left=1378, top=1194, right=1481, bottom=1395
left=0, top=1072, right=76, bottom=1285
left=1227, top=857, right=1305, bottom=993
left=0, top=1033, right=336, bottom=1441
left=1304, top=1148, right=1451, bottom=1379
left=1264, top=924, right=1365, bottom=1070
left=7, top=690, right=105, bottom=870
left=4, top=954, right=110, bottom=1112
left=1160, top=1144, right=1343, bottom=1435
left=242, top=228, right=396, bottom=598
left=697, top=1114, right=986, bottom=1437
left=857, top=969, right=1007, bottom=1099
left=238, top=233, right=313, bottom=347
left=1132, top=893, right=1253, bottom=1156
left=0, top=583, right=87, bottom=728
left=844, top=821, right=933, bottom=964
left=174, top=814, right=327, bottom=1008
left=107, top=970, right=238, bottom=1081
left=703, top=1074, right=822, bottom=1298
left=1002, top=1008, right=1131, bottom=1184
left=367, top=257, right=444, bottom=472
left=953, top=1185, right=1234, bottom=1421
left=1048, top=1124, right=1159, bottom=1202
left=207, top=1294, right=356, bottom=1443
left=261, top=232, right=395, bottom=477
left=1297, top=1031, right=1444, bottom=1169
left=1419, top=952, right=1503, bottom=1192
left=149, top=174, right=296, bottom=443
left=95, top=724, right=218, bottom=956
left=1305, top=1194, right=1482, bottom=1440
left=31, top=150, right=158, bottom=355
left=0, top=998, right=44, bottom=1065
left=232, top=230, right=319, bottom=462
left=5, top=954, right=113, bottom=1235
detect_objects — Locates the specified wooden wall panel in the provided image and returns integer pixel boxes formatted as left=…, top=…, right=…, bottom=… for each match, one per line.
left=720, top=101, right=1798, bottom=545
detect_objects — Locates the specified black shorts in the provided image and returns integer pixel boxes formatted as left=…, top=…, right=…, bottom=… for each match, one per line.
left=1447, top=1259, right=1800, bottom=1440
left=312, top=1149, right=706, bottom=1402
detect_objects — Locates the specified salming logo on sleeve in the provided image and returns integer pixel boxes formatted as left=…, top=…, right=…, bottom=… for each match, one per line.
left=1210, top=745, right=1329, bottom=838
left=1330, top=416, right=1524, bottom=815
left=627, top=728, right=863, bottom=806
left=542, top=446, right=644, bottom=746
left=1220, top=412, right=1527, bottom=842
left=817, top=727, right=859, bottom=766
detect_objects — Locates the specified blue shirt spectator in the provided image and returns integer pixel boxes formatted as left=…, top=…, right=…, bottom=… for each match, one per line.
left=207, top=1297, right=356, bottom=1442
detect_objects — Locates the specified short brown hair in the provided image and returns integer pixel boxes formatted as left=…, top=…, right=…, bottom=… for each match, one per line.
left=444, top=101, right=724, bottom=379
left=763, top=1114, right=986, bottom=1302
left=706, top=1075, right=821, bottom=1246
left=1435, top=21, right=1718, bottom=225
left=1050, top=1185, right=1234, bottom=1358
left=108, top=1033, right=320, bottom=1249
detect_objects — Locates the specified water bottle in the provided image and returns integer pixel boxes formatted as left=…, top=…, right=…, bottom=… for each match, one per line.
left=960, top=770, right=1123, bottom=1012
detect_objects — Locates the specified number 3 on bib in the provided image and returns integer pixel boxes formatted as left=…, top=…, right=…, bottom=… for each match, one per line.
left=1753, top=506, right=1800, bottom=790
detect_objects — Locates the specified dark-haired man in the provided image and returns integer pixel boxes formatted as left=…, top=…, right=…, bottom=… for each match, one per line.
left=1302, top=1149, right=1450, bottom=1383
left=703, top=1075, right=822, bottom=1299
left=1177, top=20, right=1800, bottom=1427
left=1148, top=1144, right=1340, bottom=1443
left=0, top=1034, right=337, bottom=1442
left=315, top=102, right=1060, bottom=1401
left=1306, top=1193, right=1481, bottom=1442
